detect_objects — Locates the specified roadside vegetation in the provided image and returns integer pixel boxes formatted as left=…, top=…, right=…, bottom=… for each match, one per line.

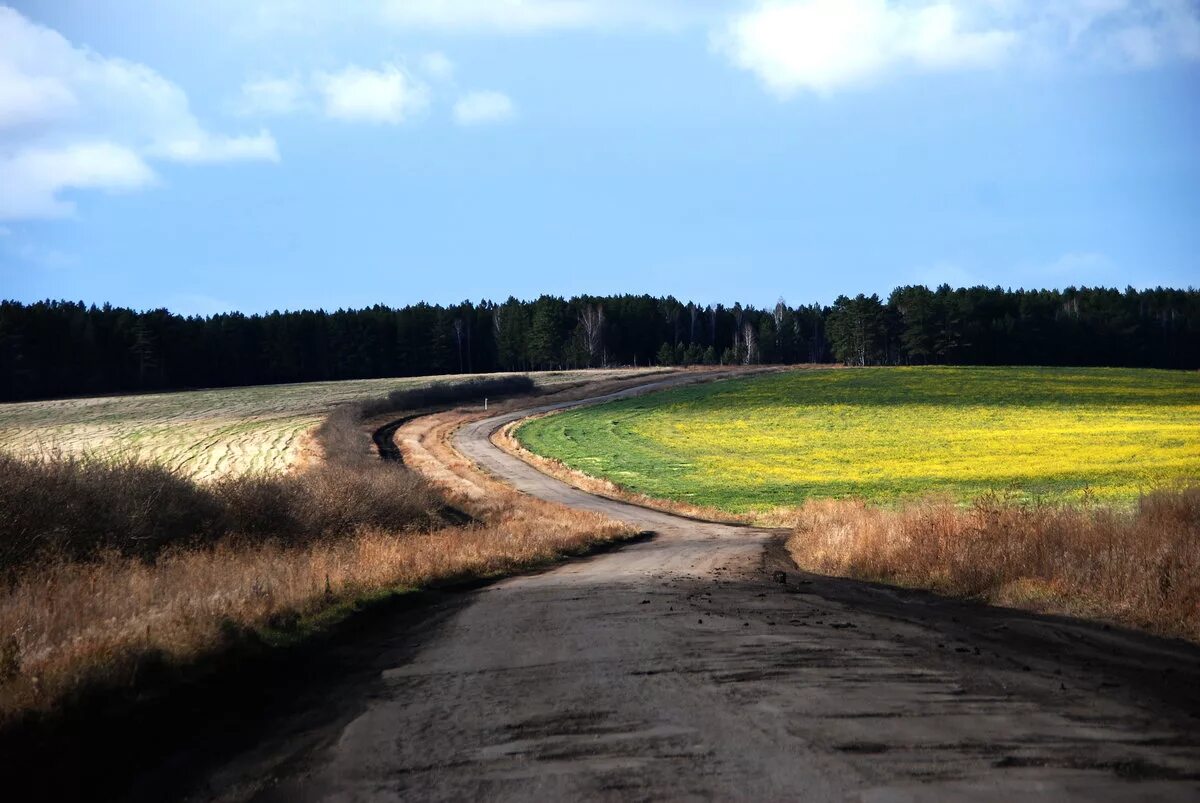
left=786, top=488, right=1200, bottom=641
left=0, top=374, right=638, bottom=725
left=515, top=366, right=1200, bottom=508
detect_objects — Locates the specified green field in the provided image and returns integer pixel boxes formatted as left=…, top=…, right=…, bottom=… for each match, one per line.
left=516, top=367, right=1200, bottom=510
left=0, top=368, right=657, bottom=481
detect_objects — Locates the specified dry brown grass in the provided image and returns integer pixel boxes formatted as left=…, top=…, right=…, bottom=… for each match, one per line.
left=0, top=515, right=632, bottom=721
left=0, top=454, right=443, bottom=570
left=785, top=489, right=1200, bottom=641
left=0, top=374, right=642, bottom=724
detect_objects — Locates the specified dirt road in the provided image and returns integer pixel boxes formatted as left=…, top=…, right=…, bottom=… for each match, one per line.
left=190, top=386, right=1200, bottom=801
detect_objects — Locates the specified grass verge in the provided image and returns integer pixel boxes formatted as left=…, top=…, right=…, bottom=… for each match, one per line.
left=784, top=489, right=1200, bottom=642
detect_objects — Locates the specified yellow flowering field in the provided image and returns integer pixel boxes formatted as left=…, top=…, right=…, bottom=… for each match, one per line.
left=515, top=367, right=1200, bottom=510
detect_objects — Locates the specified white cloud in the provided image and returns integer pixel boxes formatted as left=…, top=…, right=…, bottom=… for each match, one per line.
left=453, top=91, right=516, bottom=125
left=313, top=64, right=430, bottom=123
left=0, top=142, right=155, bottom=219
left=903, top=5, right=1017, bottom=68
left=716, top=0, right=1200, bottom=95
left=235, top=76, right=307, bottom=116
left=0, top=6, right=278, bottom=220
left=714, top=1, right=1017, bottom=95
left=421, top=52, right=457, bottom=81
left=152, top=130, right=280, bottom=163
left=0, top=63, right=75, bottom=130
left=237, top=60, right=493, bottom=126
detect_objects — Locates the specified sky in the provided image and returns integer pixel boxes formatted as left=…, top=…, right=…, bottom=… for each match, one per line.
left=1, top=0, right=1198, bottom=315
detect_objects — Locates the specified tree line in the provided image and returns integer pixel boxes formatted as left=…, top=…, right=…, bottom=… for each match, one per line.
left=1, top=285, right=1196, bottom=401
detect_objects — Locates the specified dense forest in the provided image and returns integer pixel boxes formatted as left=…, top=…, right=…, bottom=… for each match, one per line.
left=1, top=285, right=1197, bottom=401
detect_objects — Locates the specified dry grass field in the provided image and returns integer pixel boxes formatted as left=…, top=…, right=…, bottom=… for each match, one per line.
left=785, top=489, right=1200, bottom=641
left=0, top=369, right=659, bottom=481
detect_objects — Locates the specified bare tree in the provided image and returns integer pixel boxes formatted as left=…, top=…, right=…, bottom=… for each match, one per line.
left=742, top=321, right=759, bottom=365
left=732, top=303, right=745, bottom=361
left=452, top=318, right=465, bottom=373
left=774, top=297, right=787, bottom=360
left=578, top=303, right=605, bottom=368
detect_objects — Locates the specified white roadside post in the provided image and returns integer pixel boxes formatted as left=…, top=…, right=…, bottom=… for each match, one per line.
left=484, top=397, right=488, bottom=411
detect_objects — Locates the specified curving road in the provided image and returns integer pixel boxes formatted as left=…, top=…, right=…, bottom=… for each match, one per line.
left=195, top=385, right=1200, bottom=802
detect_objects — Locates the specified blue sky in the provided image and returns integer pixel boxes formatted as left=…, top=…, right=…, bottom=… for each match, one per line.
left=1, top=1, right=1198, bottom=314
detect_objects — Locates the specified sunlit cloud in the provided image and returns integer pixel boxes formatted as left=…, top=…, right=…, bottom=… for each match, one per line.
left=715, top=0, right=1200, bottom=95
left=0, top=6, right=277, bottom=220
left=313, top=64, right=431, bottom=124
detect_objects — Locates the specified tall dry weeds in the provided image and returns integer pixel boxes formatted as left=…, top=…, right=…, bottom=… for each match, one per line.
left=0, top=453, right=443, bottom=571
left=786, top=488, right=1200, bottom=640
left=0, top=514, right=629, bottom=721
left=0, top=373, right=634, bottom=723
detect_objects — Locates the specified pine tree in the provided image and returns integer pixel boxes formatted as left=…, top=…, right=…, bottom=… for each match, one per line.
left=826, top=294, right=885, bottom=366
left=656, top=342, right=676, bottom=366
